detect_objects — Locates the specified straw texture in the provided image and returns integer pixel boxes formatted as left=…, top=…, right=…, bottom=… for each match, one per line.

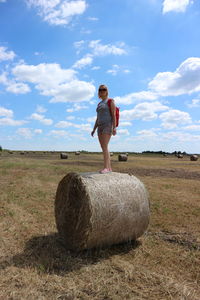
left=55, top=172, right=150, bottom=250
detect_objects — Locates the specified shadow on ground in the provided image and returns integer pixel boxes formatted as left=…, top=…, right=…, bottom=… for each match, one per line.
left=0, top=233, right=141, bottom=275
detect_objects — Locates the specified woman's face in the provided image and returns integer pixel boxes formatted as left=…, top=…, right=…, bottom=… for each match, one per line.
left=98, top=86, right=108, bottom=99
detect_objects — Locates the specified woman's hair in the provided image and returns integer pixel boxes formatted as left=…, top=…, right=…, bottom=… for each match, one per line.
left=98, top=84, right=108, bottom=99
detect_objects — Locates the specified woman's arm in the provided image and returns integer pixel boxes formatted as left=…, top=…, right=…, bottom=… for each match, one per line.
left=91, top=118, right=98, bottom=136
left=110, top=100, right=117, bottom=135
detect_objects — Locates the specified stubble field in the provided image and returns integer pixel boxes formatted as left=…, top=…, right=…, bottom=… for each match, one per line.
left=0, top=152, right=200, bottom=300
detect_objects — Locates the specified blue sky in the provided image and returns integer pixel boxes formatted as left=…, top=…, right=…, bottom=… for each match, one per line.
left=0, top=0, right=200, bottom=153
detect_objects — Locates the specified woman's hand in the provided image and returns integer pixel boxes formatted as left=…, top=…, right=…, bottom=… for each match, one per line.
left=91, top=130, right=95, bottom=137
left=112, top=128, right=117, bottom=136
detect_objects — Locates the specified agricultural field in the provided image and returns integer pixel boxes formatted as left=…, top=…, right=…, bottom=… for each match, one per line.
left=0, top=152, right=200, bottom=300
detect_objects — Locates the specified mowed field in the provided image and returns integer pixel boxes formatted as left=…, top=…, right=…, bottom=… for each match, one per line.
left=0, top=151, right=200, bottom=300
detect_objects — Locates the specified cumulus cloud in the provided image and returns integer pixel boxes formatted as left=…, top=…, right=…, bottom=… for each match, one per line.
left=16, top=127, right=33, bottom=139
left=30, top=113, right=53, bottom=125
left=0, top=46, right=16, bottom=61
left=120, top=101, right=169, bottom=121
left=34, top=128, right=43, bottom=134
left=0, top=106, right=13, bottom=118
left=187, top=98, right=200, bottom=108
left=107, top=65, right=131, bottom=76
left=115, top=91, right=158, bottom=105
left=55, top=120, right=92, bottom=132
left=36, top=105, right=47, bottom=113
left=66, top=103, right=88, bottom=112
left=73, top=54, right=93, bottom=69
left=183, top=125, right=200, bottom=131
left=89, top=40, right=127, bottom=56
left=148, top=57, right=200, bottom=96
left=117, top=129, right=130, bottom=136
left=6, top=82, right=31, bottom=94
left=162, top=0, right=193, bottom=14
left=11, top=62, right=95, bottom=102
left=159, top=109, right=191, bottom=129
left=26, top=0, right=87, bottom=26
left=0, top=106, right=27, bottom=126
left=137, top=129, right=158, bottom=138
left=162, top=131, right=200, bottom=142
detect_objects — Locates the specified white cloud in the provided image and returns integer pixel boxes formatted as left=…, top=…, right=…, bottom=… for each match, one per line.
left=16, top=127, right=33, bottom=139
left=137, top=129, right=158, bottom=138
left=148, top=57, right=200, bottom=96
left=162, top=0, right=192, bottom=14
left=66, top=115, right=75, bottom=120
left=86, top=116, right=96, bottom=123
left=187, top=98, right=200, bottom=108
left=55, top=120, right=92, bottom=132
left=120, top=101, right=169, bottom=121
left=12, top=63, right=76, bottom=90
left=183, top=125, right=200, bottom=131
left=115, top=90, right=158, bottom=105
left=26, top=0, right=87, bottom=26
left=73, top=54, right=93, bottom=69
left=89, top=40, right=127, bottom=56
left=87, top=17, right=98, bottom=21
left=0, top=106, right=13, bottom=118
left=0, top=0, right=7, bottom=3
left=6, top=82, right=31, bottom=94
left=0, top=106, right=27, bottom=126
left=0, top=46, right=16, bottom=61
left=12, top=63, right=95, bottom=102
left=30, top=113, right=53, bottom=125
left=117, top=129, right=130, bottom=136
left=107, top=65, right=131, bottom=76
left=36, top=105, right=47, bottom=113
left=48, top=80, right=95, bottom=103
left=66, top=103, right=88, bottom=112
left=55, top=120, right=74, bottom=128
left=49, top=129, right=69, bottom=137
left=162, top=131, right=200, bottom=142
left=159, top=109, right=191, bottom=129
left=34, top=129, right=43, bottom=134
left=91, top=66, right=100, bottom=70
left=120, top=121, right=132, bottom=127
left=0, top=71, right=31, bottom=94
left=107, top=64, right=120, bottom=76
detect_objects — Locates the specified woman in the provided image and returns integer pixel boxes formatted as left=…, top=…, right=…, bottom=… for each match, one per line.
left=91, top=84, right=117, bottom=173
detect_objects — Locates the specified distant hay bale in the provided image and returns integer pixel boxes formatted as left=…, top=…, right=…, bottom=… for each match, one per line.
left=177, top=154, right=183, bottom=158
left=126, top=152, right=129, bottom=156
left=190, top=155, right=198, bottom=161
left=60, top=153, right=68, bottom=159
left=110, top=152, right=113, bottom=156
left=9, top=151, right=13, bottom=154
left=118, top=154, right=128, bottom=161
left=55, top=172, right=150, bottom=251
left=75, top=151, right=80, bottom=155
left=20, top=152, right=25, bottom=155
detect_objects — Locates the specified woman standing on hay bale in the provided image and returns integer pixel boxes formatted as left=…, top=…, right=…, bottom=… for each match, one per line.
left=91, top=84, right=116, bottom=174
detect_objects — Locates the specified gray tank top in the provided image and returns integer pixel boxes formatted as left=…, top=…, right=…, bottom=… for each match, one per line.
left=96, top=99, right=112, bottom=126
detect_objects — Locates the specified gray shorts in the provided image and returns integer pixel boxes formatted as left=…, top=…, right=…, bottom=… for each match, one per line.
left=97, top=123, right=113, bottom=135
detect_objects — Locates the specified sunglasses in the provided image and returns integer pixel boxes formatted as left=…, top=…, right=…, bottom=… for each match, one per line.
left=99, top=88, right=107, bottom=92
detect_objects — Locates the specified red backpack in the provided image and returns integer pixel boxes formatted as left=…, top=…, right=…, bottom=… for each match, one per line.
left=107, top=98, right=119, bottom=127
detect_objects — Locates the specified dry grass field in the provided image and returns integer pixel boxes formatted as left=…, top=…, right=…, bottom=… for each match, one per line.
left=0, top=152, right=200, bottom=300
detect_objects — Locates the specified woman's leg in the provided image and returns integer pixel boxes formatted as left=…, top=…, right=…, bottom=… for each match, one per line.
left=98, top=133, right=112, bottom=169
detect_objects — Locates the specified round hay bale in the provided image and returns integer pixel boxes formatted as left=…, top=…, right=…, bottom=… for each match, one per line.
left=110, top=152, right=113, bottom=156
left=75, top=151, right=80, bottom=155
left=60, top=153, right=68, bottom=159
left=55, top=172, right=150, bottom=251
left=126, top=152, right=129, bottom=156
left=190, top=155, right=198, bottom=161
left=20, top=151, right=25, bottom=155
left=177, top=154, right=183, bottom=158
left=118, top=154, right=128, bottom=161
